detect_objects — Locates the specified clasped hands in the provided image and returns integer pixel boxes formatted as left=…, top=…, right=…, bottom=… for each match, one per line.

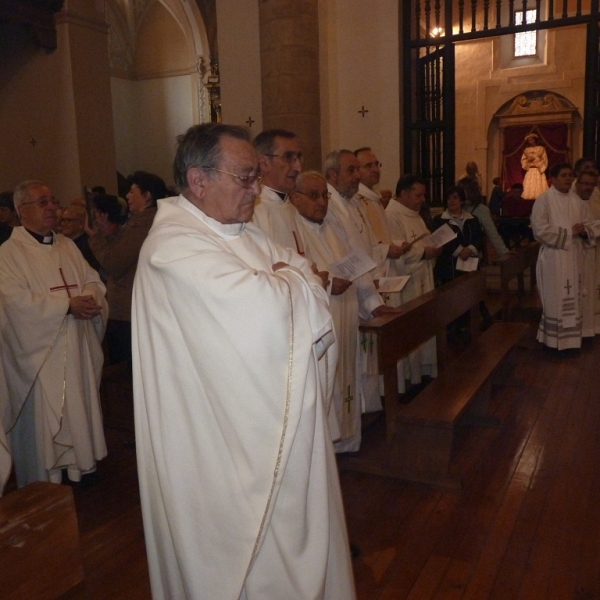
left=70, top=295, right=103, bottom=320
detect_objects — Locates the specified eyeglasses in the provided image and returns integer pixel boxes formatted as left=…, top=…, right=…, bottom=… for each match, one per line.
left=296, top=190, right=331, bottom=201
left=264, top=152, right=303, bottom=164
left=361, top=161, right=382, bottom=169
left=20, top=196, right=60, bottom=208
left=203, top=167, right=262, bottom=189
left=60, top=217, right=79, bottom=224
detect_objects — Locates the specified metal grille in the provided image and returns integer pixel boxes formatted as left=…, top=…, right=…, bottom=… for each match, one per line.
left=403, top=0, right=600, bottom=202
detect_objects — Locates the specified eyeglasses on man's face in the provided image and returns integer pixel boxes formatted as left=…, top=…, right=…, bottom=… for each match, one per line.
left=296, top=190, right=331, bottom=201
left=264, top=152, right=303, bottom=164
left=203, top=167, right=262, bottom=189
left=21, top=196, right=60, bottom=209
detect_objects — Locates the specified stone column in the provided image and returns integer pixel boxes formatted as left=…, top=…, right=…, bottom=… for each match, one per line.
left=258, top=0, right=321, bottom=169
left=55, top=0, right=117, bottom=195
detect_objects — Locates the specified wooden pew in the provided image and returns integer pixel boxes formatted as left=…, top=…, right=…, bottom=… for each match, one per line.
left=340, top=271, right=528, bottom=489
left=495, top=242, right=540, bottom=320
left=0, top=482, right=84, bottom=599
left=361, top=271, right=487, bottom=442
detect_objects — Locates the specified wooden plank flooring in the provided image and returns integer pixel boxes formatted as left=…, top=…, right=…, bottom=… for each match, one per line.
left=6, top=303, right=599, bottom=599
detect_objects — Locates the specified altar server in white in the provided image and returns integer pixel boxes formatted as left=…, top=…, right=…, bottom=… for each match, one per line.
left=532, top=163, right=596, bottom=350
left=0, top=180, right=107, bottom=487
left=132, top=123, right=355, bottom=600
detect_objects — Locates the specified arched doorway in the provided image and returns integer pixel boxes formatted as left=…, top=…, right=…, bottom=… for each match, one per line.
left=105, top=0, right=210, bottom=187
left=489, top=91, right=580, bottom=190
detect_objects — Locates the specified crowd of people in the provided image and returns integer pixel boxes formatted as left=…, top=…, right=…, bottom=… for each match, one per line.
left=1, top=122, right=600, bottom=599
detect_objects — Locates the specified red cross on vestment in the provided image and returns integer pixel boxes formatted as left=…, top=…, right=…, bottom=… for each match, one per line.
left=49, top=268, right=77, bottom=298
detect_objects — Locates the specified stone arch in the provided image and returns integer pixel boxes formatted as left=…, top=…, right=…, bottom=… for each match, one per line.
left=107, top=0, right=210, bottom=186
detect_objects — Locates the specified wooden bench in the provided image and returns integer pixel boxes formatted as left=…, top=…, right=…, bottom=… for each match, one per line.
left=0, top=482, right=84, bottom=599
left=495, top=242, right=540, bottom=320
left=339, top=271, right=528, bottom=489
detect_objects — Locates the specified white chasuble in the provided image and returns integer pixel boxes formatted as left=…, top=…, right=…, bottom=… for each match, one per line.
left=132, top=196, right=355, bottom=600
left=325, top=189, right=385, bottom=414
left=252, top=185, right=305, bottom=254
left=531, top=187, right=588, bottom=349
left=385, top=200, right=438, bottom=386
left=0, top=227, right=107, bottom=486
left=358, top=183, right=392, bottom=245
left=297, top=215, right=364, bottom=452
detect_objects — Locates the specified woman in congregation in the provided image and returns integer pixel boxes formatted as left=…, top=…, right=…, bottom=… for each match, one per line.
left=431, top=186, right=484, bottom=285
left=86, top=171, right=167, bottom=365
left=457, top=176, right=511, bottom=259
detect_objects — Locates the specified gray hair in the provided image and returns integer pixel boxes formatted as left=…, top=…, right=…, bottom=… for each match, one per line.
left=323, top=149, right=354, bottom=179
left=14, top=180, right=46, bottom=214
left=295, top=170, right=326, bottom=190
left=173, top=123, right=251, bottom=192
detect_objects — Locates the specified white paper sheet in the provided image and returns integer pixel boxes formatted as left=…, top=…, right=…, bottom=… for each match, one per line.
left=376, top=276, right=411, bottom=293
left=456, top=256, right=479, bottom=272
left=420, top=224, right=457, bottom=248
left=328, top=247, right=377, bottom=281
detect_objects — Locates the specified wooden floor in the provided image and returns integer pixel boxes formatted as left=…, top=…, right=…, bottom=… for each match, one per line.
left=15, top=285, right=600, bottom=599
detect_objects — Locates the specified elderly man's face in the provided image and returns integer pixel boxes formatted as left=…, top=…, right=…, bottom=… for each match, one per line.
left=334, top=153, right=361, bottom=198
left=291, top=175, right=329, bottom=224
left=60, top=208, right=85, bottom=239
left=357, top=150, right=381, bottom=189
left=576, top=174, right=596, bottom=201
left=18, top=184, right=58, bottom=235
left=259, top=136, right=302, bottom=194
left=197, top=136, right=261, bottom=224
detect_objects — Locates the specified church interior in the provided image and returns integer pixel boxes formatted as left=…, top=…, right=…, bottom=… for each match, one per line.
left=2, top=1, right=600, bottom=599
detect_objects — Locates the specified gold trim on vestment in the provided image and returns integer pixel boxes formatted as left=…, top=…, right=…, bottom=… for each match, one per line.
left=243, top=278, right=294, bottom=584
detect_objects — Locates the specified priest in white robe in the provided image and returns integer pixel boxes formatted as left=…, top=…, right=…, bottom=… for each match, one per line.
left=0, top=181, right=107, bottom=487
left=323, top=150, right=401, bottom=414
left=354, top=147, right=392, bottom=244
left=133, top=124, right=355, bottom=600
left=251, top=128, right=305, bottom=253
left=531, top=164, right=595, bottom=350
left=290, top=171, right=388, bottom=453
left=355, top=147, right=407, bottom=269
left=386, top=174, right=440, bottom=388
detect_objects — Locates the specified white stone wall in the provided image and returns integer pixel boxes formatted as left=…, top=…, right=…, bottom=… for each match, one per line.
left=319, top=0, right=401, bottom=190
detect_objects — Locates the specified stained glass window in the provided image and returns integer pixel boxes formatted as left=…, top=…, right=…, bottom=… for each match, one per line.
left=514, top=10, right=537, bottom=57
